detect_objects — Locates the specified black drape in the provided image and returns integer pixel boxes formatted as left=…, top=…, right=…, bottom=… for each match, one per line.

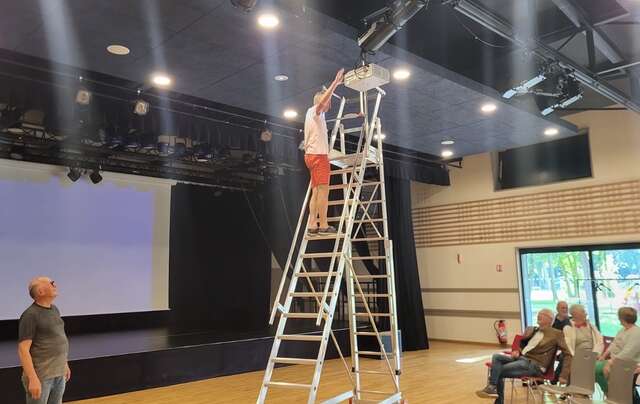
left=169, top=184, right=271, bottom=333
left=384, top=176, right=429, bottom=350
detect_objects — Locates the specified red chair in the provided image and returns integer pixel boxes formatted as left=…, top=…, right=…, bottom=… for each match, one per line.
left=512, top=362, right=556, bottom=403
left=485, top=335, right=524, bottom=379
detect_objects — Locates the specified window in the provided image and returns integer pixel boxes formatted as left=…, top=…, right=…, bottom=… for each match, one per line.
left=519, top=244, right=640, bottom=336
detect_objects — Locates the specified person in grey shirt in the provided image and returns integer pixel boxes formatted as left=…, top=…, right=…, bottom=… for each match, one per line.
left=17, top=277, right=70, bottom=404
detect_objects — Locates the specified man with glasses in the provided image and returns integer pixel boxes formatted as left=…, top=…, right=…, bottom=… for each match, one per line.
left=17, top=277, right=70, bottom=404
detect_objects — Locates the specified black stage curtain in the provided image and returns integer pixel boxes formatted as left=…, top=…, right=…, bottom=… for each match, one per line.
left=169, top=183, right=271, bottom=333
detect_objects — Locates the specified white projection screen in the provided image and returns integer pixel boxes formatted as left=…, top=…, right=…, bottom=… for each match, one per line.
left=0, top=159, right=172, bottom=320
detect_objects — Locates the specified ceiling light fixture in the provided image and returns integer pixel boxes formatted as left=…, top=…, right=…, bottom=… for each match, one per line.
left=441, top=149, right=454, bottom=158
left=374, top=133, right=386, bottom=140
left=106, top=44, right=130, bottom=55
left=151, top=73, right=172, bottom=87
left=481, top=103, right=497, bottom=113
left=441, top=139, right=455, bottom=145
left=393, top=69, right=410, bottom=80
left=274, top=74, right=288, bottom=82
left=544, top=127, right=559, bottom=136
left=258, top=13, right=279, bottom=29
left=283, top=109, right=298, bottom=119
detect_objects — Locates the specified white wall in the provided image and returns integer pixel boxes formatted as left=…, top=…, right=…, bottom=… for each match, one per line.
left=413, top=109, right=640, bottom=344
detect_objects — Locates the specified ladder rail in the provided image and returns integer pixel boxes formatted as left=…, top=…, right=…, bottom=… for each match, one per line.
left=269, top=184, right=311, bottom=324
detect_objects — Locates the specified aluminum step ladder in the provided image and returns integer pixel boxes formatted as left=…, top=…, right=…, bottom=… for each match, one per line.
left=257, top=86, right=403, bottom=404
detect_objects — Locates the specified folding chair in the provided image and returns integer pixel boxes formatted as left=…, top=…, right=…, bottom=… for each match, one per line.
left=485, top=335, right=524, bottom=380
left=538, top=349, right=598, bottom=401
left=572, top=358, right=637, bottom=404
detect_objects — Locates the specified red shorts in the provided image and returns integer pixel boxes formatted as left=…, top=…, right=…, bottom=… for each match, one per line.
left=304, top=154, right=330, bottom=188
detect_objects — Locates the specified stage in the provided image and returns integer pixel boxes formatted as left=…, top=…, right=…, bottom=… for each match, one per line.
left=0, top=324, right=352, bottom=404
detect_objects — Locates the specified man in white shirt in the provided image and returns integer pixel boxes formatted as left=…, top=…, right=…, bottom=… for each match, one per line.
left=303, top=68, right=344, bottom=236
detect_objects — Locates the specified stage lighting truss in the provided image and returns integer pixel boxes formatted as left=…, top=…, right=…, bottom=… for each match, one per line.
left=502, top=62, right=583, bottom=116
left=358, top=0, right=429, bottom=53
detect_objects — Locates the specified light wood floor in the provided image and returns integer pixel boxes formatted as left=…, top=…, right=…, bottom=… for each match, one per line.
left=69, top=341, right=555, bottom=403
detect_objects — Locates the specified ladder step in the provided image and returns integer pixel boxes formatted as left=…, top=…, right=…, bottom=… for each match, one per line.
left=357, top=293, right=392, bottom=298
left=295, top=271, right=339, bottom=278
left=328, top=181, right=383, bottom=190
left=356, top=351, right=396, bottom=356
left=343, top=127, right=363, bottom=134
left=273, top=357, right=317, bottom=365
left=327, top=217, right=384, bottom=224
left=357, top=389, right=398, bottom=395
left=354, top=312, right=392, bottom=317
left=356, top=274, right=392, bottom=279
left=266, top=381, right=312, bottom=389
left=278, top=334, right=323, bottom=342
left=355, top=331, right=392, bottom=336
left=305, top=233, right=346, bottom=240
left=327, top=199, right=384, bottom=206
left=301, top=252, right=342, bottom=259
left=284, top=313, right=322, bottom=319
left=330, top=165, right=377, bottom=175
left=351, top=237, right=385, bottom=242
left=354, top=369, right=389, bottom=375
left=352, top=256, right=386, bottom=260
left=290, top=292, right=332, bottom=298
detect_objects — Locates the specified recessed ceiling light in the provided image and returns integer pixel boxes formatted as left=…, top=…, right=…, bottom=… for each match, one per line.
left=274, top=74, right=289, bottom=82
left=441, top=139, right=455, bottom=145
left=544, top=127, right=559, bottom=136
left=393, top=69, right=411, bottom=80
left=107, top=44, right=130, bottom=55
left=151, top=73, right=172, bottom=87
left=481, top=103, right=497, bottom=113
left=441, top=149, right=454, bottom=158
left=283, top=109, right=298, bottom=119
left=374, top=133, right=386, bottom=140
left=258, top=13, right=279, bottom=29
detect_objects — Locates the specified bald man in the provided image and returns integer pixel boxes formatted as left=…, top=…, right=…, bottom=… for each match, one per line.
left=18, top=277, right=70, bottom=404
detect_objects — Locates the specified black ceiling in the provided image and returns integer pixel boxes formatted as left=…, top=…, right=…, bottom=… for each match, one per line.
left=0, top=0, right=608, bottom=158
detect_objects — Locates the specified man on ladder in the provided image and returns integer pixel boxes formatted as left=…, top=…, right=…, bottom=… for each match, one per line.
left=303, top=68, right=344, bottom=237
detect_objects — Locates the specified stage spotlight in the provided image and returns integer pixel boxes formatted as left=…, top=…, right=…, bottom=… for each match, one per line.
left=283, top=109, right=298, bottom=119
left=258, top=13, right=279, bottom=29
left=89, top=168, right=103, bottom=184
left=75, top=88, right=92, bottom=106
left=67, top=167, right=82, bottom=182
left=358, top=0, right=428, bottom=53
left=260, top=128, right=273, bottom=142
left=151, top=73, right=172, bottom=87
left=231, top=0, right=258, bottom=12
left=133, top=99, right=150, bottom=116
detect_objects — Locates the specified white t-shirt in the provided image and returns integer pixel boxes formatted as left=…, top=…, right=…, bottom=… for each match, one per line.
left=304, top=105, right=328, bottom=155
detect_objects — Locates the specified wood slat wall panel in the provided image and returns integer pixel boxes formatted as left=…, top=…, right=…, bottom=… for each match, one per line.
left=413, top=180, right=640, bottom=247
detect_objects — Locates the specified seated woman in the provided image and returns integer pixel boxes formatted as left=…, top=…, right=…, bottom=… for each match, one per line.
left=596, top=307, right=640, bottom=394
left=555, top=304, right=604, bottom=383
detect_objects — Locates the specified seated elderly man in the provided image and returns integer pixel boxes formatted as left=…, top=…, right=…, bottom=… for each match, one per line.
left=554, top=303, right=604, bottom=382
left=596, top=307, right=640, bottom=394
left=478, top=309, right=572, bottom=404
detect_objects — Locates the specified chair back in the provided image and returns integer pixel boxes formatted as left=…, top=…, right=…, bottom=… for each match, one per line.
left=567, top=348, right=597, bottom=392
left=511, top=334, right=523, bottom=352
left=607, top=358, right=636, bottom=404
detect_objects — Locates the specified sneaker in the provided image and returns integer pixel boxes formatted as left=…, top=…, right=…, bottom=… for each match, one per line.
left=476, top=385, right=498, bottom=398
left=317, top=226, right=337, bottom=235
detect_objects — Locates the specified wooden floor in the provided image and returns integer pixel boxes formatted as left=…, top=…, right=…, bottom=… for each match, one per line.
left=68, top=341, right=555, bottom=403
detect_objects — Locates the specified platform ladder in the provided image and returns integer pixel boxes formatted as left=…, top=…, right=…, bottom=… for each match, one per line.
left=257, top=86, right=403, bottom=404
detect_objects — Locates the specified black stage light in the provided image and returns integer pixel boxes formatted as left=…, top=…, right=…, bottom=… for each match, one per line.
left=89, top=168, right=103, bottom=184
left=67, top=167, right=82, bottom=182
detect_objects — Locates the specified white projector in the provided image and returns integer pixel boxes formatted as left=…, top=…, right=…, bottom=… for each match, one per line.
left=344, top=64, right=390, bottom=92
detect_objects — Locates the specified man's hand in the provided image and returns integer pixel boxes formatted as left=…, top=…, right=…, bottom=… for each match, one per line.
left=65, top=363, right=71, bottom=382
left=28, top=376, right=42, bottom=399
left=510, top=350, right=520, bottom=359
